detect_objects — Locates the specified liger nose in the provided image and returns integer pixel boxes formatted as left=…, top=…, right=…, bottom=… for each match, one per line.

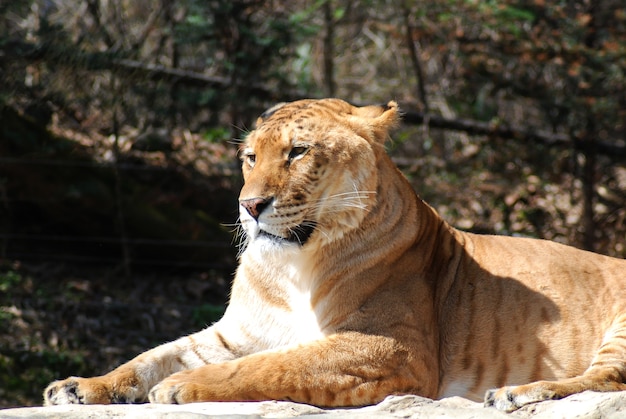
left=240, top=197, right=271, bottom=220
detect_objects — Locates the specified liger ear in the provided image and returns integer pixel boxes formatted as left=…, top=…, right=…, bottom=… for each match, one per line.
left=374, top=100, right=400, bottom=133
left=255, top=102, right=287, bottom=127
left=350, top=100, right=400, bottom=144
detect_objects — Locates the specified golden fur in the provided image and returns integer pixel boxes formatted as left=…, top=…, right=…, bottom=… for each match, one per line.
left=44, top=99, right=626, bottom=411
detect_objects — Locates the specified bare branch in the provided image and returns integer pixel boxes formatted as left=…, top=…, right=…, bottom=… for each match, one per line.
left=129, top=6, right=164, bottom=52
left=323, top=0, right=336, bottom=97
left=400, top=110, right=626, bottom=158
left=401, top=1, right=429, bottom=113
left=5, top=38, right=626, bottom=159
left=85, top=0, right=115, bottom=48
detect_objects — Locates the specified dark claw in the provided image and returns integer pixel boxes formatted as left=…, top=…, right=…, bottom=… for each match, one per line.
left=66, top=381, right=84, bottom=404
left=112, top=393, right=130, bottom=404
left=507, top=390, right=516, bottom=404
left=484, top=389, right=496, bottom=407
left=168, top=384, right=181, bottom=404
left=46, top=386, right=58, bottom=402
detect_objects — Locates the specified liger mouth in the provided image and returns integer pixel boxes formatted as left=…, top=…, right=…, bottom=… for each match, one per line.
left=258, top=222, right=316, bottom=246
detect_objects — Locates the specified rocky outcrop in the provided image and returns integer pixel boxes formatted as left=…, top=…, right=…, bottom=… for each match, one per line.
left=2, top=391, right=625, bottom=418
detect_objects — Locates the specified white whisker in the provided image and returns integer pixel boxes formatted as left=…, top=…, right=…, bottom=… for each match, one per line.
left=224, top=218, right=250, bottom=257
left=301, top=220, right=331, bottom=241
left=232, top=188, right=376, bottom=251
left=308, top=190, right=376, bottom=214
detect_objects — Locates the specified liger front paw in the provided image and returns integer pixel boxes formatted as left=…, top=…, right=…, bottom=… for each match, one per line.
left=484, top=387, right=519, bottom=412
left=149, top=380, right=197, bottom=404
left=485, top=382, right=558, bottom=412
left=44, top=378, right=83, bottom=405
left=44, top=377, right=112, bottom=405
left=148, top=380, right=179, bottom=404
left=148, top=371, right=212, bottom=404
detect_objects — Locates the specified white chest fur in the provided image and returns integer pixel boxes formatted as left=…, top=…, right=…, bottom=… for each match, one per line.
left=217, top=238, right=326, bottom=353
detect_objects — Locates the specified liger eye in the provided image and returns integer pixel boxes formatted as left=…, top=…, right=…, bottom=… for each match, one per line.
left=242, top=152, right=256, bottom=167
left=288, top=146, right=308, bottom=161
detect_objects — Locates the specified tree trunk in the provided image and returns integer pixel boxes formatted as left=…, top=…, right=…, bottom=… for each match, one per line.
left=323, top=0, right=336, bottom=97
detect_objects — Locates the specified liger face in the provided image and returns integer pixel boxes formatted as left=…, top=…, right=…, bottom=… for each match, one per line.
left=238, top=100, right=378, bottom=250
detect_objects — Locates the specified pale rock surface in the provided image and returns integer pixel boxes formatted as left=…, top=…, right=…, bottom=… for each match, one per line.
left=1, top=391, right=625, bottom=418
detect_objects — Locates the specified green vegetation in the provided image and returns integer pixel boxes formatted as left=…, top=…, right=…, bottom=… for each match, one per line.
left=0, top=262, right=230, bottom=407
left=0, top=348, right=89, bottom=407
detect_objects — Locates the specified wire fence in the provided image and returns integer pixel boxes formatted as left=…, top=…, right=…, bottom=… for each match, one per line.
left=0, top=233, right=234, bottom=270
left=0, top=154, right=240, bottom=273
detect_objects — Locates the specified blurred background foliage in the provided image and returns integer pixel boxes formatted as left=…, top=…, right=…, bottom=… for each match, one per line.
left=1, top=0, right=625, bottom=407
